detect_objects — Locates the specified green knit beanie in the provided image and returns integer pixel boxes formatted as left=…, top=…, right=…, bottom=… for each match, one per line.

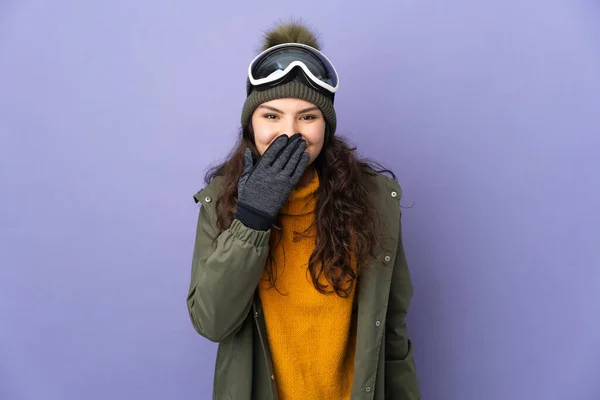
left=240, top=23, right=337, bottom=135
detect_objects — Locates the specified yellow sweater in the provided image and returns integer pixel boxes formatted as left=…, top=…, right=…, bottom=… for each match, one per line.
left=258, top=170, right=357, bottom=400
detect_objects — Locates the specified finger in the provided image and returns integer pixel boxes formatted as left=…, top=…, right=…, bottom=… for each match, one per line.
left=243, top=148, right=254, bottom=175
left=259, top=134, right=289, bottom=166
left=288, top=133, right=302, bottom=141
left=283, top=140, right=307, bottom=176
left=272, top=135, right=303, bottom=171
left=290, top=152, right=311, bottom=184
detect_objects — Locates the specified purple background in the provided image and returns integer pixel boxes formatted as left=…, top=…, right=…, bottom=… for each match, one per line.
left=1, top=1, right=599, bottom=399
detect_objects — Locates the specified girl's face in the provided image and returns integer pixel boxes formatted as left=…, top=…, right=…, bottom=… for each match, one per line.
left=251, top=98, right=326, bottom=165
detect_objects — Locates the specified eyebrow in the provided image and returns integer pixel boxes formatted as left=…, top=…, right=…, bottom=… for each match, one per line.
left=258, top=105, right=320, bottom=114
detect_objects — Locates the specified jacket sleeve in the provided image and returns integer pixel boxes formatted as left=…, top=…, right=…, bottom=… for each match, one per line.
left=186, top=197, right=271, bottom=342
left=385, top=216, right=421, bottom=399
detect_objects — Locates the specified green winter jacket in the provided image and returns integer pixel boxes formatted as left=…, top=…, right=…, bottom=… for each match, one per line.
left=187, top=171, right=421, bottom=400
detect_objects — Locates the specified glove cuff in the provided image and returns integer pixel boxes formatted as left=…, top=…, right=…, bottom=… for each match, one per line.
left=234, top=202, right=275, bottom=231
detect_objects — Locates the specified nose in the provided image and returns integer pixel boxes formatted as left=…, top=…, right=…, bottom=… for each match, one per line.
left=282, top=119, right=300, bottom=138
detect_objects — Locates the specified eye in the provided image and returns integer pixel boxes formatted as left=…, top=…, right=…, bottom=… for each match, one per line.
left=301, top=115, right=317, bottom=120
left=264, top=114, right=278, bottom=120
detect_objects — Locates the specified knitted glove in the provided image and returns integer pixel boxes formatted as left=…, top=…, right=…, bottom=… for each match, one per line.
left=234, top=133, right=310, bottom=230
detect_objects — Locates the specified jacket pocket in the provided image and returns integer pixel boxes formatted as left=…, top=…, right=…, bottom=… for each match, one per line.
left=384, top=340, right=420, bottom=400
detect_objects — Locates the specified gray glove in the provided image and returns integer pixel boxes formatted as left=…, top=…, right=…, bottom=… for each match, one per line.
left=234, top=133, right=310, bottom=230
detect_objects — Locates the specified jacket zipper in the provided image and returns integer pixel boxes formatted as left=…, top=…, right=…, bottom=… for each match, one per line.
left=252, top=301, right=277, bottom=399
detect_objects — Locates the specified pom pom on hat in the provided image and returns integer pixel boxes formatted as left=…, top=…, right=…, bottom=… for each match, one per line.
left=260, top=21, right=322, bottom=51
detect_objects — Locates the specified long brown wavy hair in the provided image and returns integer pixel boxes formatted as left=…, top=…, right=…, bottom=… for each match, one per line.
left=204, top=125, right=396, bottom=298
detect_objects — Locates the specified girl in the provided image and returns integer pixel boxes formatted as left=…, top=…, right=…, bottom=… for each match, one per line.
left=187, top=22, right=421, bottom=400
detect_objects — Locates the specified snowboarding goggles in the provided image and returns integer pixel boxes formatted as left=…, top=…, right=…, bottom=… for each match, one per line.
left=247, top=43, right=339, bottom=95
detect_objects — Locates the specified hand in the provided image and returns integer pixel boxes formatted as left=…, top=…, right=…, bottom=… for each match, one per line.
left=235, top=133, right=310, bottom=230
